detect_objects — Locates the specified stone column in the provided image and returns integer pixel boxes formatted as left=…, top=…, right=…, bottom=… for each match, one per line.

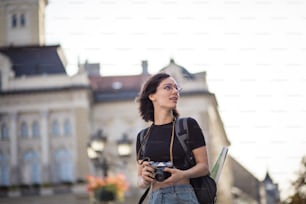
left=9, top=112, right=18, bottom=184
left=40, top=110, right=50, bottom=183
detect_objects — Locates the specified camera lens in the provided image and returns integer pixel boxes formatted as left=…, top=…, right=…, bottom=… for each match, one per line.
left=154, top=168, right=171, bottom=182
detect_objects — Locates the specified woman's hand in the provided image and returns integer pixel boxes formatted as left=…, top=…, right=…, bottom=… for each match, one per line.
left=137, top=160, right=154, bottom=188
left=141, top=161, right=155, bottom=183
left=161, top=167, right=186, bottom=185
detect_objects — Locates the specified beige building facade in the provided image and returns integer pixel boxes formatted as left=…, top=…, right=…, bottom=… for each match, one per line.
left=0, top=0, right=280, bottom=204
left=0, top=50, right=234, bottom=203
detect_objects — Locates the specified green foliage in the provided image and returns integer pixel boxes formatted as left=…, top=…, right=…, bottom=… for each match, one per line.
left=282, top=156, right=306, bottom=204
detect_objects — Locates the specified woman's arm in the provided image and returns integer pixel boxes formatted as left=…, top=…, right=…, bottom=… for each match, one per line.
left=163, top=146, right=209, bottom=184
left=183, top=146, right=209, bottom=179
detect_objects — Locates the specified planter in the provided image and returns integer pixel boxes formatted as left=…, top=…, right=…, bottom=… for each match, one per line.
left=0, top=186, right=9, bottom=197
left=20, top=185, right=40, bottom=196
left=8, top=190, right=20, bottom=197
left=72, top=184, right=87, bottom=194
left=53, top=183, right=71, bottom=194
left=94, top=188, right=115, bottom=202
left=40, top=187, right=53, bottom=196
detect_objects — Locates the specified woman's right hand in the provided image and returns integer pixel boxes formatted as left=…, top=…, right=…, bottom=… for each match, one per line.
left=141, top=161, right=155, bottom=184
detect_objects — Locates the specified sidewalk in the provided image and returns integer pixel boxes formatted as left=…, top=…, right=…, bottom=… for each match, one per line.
left=0, top=193, right=140, bottom=204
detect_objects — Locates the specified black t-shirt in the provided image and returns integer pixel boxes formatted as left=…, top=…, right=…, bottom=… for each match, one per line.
left=136, top=117, right=206, bottom=170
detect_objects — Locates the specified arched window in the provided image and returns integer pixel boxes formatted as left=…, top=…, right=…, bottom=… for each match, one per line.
left=0, top=123, right=9, bottom=141
left=63, top=119, right=72, bottom=136
left=54, top=149, right=73, bottom=182
left=0, top=152, right=10, bottom=186
left=11, top=14, right=17, bottom=28
left=20, top=122, right=28, bottom=138
left=51, top=120, right=60, bottom=136
left=20, top=13, right=26, bottom=27
left=23, top=151, right=41, bottom=184
left=32, top=121, right=40, bottom=138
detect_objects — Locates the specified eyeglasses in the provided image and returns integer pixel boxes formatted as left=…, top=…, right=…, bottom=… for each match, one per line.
left=161, top=84, right=182, bottom=93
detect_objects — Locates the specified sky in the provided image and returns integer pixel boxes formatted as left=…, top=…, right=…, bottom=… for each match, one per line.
left=45, top=0, right=306, bottom=199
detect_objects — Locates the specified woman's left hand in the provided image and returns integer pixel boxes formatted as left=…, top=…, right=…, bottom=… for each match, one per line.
left=162, top=167, right=185, bottom=184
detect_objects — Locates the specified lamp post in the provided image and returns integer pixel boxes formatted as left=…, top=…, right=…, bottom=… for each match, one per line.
left=117, top=133, right=133, bottom=158
left=87, top=130, right=132, bottom=177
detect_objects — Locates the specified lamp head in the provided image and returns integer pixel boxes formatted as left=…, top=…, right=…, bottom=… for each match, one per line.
left=117, top=134, right=132, bottom=157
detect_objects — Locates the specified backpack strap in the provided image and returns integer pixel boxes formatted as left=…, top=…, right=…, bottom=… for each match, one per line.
left=175, top=117, right=196, bottom=167
left=137, top=128, right=149, bottom=161
left=137, top=127, right=151, bottom=204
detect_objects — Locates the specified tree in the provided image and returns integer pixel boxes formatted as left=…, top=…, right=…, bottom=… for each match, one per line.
left=282, top=156, right=306, bottom=204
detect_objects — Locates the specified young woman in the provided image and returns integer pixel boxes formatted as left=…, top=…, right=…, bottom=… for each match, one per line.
left=136, top=73, right=209, bottom=204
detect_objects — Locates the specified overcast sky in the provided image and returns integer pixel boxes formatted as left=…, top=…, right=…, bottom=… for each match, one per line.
left=45, top=0, right=306, bottom=199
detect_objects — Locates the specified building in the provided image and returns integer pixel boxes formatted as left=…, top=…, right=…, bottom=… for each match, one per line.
left=262, top=172, right=281, bottom=204
left=230, top=156, right=262, bottom=204
left=0, top=0, right=91, bottom=197
left=0, top=0, right=280, bottom=203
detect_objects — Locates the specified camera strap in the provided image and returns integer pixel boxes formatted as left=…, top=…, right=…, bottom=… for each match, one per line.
left=137, top=119, right=176, bottom=204
left=169, top=119, right=175, bottom=164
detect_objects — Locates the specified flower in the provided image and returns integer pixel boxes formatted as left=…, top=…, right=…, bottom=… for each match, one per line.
left=86, top=173, right=129, bottom=202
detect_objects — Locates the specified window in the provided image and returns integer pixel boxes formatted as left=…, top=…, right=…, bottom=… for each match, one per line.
left=32, top=121, right=40, bottom=138
left=20, top=122, right=28, bottom=138
left=20, top=13, right=26, bottom=27
left=23, top=151, right=41, bottom=184
left=0, top=152, right=10, bottom=186
left=63, top=119, right=71, bottom=136
left=54, top=149, right=73, bottom=182
left=51, top=120, right=60, bottom=136
left=0, top=123, right=9, bottom=141
left=11, top=14, right=17, bottom=28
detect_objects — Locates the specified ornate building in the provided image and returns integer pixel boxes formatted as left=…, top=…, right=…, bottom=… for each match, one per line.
left=0, top=0, right=280, bottom=203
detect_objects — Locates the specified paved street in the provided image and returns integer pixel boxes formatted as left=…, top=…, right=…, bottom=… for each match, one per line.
left=0, top=193, right=142, bottom=204
left=0, top=184, right=146, bottom=204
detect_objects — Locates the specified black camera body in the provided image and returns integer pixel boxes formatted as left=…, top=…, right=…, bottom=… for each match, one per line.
left=149, top=161, right=173, bottom=182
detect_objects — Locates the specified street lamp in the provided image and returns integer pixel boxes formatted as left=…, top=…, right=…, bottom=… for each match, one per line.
left=87, top=130, right=132, bottom=177
left=87, top=130, right=108, bottom=177
left=117, top=133, right=133, bottom=157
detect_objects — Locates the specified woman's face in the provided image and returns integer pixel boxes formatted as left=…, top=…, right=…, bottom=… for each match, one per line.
left=149, top=77, right=180, bottom=110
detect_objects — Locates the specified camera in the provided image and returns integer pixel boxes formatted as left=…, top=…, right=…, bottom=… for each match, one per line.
left=149, top=161, right=173, bottom=182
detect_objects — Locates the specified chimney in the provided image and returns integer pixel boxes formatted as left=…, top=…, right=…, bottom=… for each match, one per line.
left=141, top=60, right=148, bottom=75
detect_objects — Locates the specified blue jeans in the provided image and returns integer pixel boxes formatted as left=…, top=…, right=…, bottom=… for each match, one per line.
left=149, top=184, right=199, bottom=204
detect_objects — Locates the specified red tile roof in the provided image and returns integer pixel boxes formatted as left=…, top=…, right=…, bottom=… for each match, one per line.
left=89, top=74, right=151, bottom=92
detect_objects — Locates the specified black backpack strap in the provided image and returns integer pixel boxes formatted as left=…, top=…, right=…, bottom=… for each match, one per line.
left=175, top=117, right=196, bottom=166
left=137, top=128, right=148, bottom=161
left=137, top=128, right=151, bottom=204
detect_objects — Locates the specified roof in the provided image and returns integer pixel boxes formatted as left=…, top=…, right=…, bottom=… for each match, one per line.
left=0, top=45, right=67, bottom=77
left=263, top=171, right=273, bottom=184
left=230, top=156, right=261, bottom=202
left=89, top=74, right=150, bottom=92
left=160, top=59, right=195, bottom=80
left=89, top=74, right=150, bottom=102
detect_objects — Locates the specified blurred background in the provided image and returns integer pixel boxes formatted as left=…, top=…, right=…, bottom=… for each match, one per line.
left=0, top=0, right=305, bottom=203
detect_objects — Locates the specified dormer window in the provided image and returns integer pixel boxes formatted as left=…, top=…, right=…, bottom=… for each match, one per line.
left=112, top=81, right=123, bottom=90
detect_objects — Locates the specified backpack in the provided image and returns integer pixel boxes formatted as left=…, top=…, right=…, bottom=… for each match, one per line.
left=175, top=117, right=217, bottom=204
left=138, top=117, right=217, bottom=204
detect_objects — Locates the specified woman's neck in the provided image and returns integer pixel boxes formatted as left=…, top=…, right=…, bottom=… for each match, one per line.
left=154, top=111, right=174, bottom=125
